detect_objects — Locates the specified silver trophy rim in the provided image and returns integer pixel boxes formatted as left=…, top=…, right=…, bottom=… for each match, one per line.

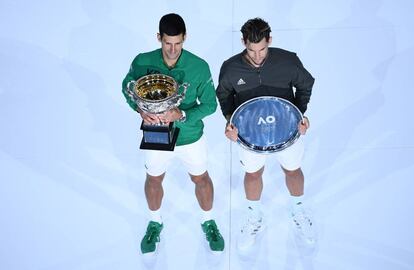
left=135, top=74, right=180, bottom=103
left=230, top=96, right=303, bottom=154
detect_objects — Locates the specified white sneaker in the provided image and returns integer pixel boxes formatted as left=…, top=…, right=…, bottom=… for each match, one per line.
left=237, top=217, right=265, bottom=251
left=291, top=209, right=315, bottom=245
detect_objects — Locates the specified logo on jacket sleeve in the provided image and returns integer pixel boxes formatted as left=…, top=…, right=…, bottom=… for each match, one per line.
left=237, top=78, right=246, bottom=85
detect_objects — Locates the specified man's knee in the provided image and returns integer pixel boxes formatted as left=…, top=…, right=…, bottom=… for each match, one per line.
left=190, top=171, right=210, bottom=185
left=282, top=167, right=302, bottom=178
left=146, top=173, right=165, bottom=184
left=245, top=167, right=264, bottom=182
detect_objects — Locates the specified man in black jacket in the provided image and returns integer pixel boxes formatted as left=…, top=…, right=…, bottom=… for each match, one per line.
left=216, top=18, right=315, bottom=251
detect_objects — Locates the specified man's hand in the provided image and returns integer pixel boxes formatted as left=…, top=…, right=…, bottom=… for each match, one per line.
left=158, top=108, right=182, bottom=124
left=225, top=122, right=238, bottom=141
left=138, top=110, right=161, bottom=125
left=298, top=116, right=310, bottom=135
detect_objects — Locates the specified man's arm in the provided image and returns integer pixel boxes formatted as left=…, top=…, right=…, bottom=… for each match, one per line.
left=216, top=63, right=236, bottom=120
left=182, top=65, right=217, bottom=124
left=121, top=55, right=140, bottom=112
left=292, top=55, right=315, bottom=114
left=216, top=62, right=240, bottom=141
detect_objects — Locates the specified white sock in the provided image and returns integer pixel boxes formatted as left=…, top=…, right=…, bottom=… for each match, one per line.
left=201, top=209, right=213, bottom=224
left=290, top=194, right=305, bottom=215
left=246, top=199, right=262, bottom=220
left=149, top=209, right=162, bottom=224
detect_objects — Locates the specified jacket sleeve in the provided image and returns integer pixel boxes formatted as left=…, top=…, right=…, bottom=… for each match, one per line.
left=216, top=62, right=236, bottom=120
left=183, top=65, right=217, bottom=124
left=121, top=55, right=140, bottom=111
left=292, top=55, right=314, bottom=114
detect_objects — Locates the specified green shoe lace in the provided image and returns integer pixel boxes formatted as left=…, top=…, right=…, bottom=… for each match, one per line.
left=141, top=221, right=163, bottom=254
left=201, top=220, right=225, bottom=251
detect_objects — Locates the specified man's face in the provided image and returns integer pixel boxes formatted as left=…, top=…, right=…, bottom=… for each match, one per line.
left=158, top=33, right=185, bottom=66
left=243, top=37, right=272, bottom=67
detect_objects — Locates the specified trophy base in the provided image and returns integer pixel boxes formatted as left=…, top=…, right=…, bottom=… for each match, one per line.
left=140, top=127, right=180, bottom=151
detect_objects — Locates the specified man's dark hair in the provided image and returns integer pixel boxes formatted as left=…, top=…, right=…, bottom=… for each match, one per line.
left=159, top=13, right=186, bottom=37
left=241, top=18, right=271, bottom=43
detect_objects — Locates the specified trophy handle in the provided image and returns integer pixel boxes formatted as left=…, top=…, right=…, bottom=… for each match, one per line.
left=165, top=82, right=188, bottom=108
left=126, top=80, right=137, bottom=100
left=178, top=82, right=189, bottom=97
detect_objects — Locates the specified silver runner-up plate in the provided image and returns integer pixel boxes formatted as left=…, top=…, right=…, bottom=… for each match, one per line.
left=230, top=96, right=303, bottom=154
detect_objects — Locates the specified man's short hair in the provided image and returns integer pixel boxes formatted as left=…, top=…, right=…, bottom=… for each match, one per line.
left=159, top=13, right=186, bottom=37
left=241, top=18, right=271, bottom=43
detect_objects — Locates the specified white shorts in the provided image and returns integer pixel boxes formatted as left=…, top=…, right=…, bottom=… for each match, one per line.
left=238, top=137, right=304, bottom=173
left=144, top=136, right=208, bottom=177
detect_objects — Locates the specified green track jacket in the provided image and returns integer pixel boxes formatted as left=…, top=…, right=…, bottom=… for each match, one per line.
left=122, top=49, right=217, bottom=146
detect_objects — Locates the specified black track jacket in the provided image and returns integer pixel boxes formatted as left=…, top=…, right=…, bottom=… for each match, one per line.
left=216, top=48, right=314, bottom=119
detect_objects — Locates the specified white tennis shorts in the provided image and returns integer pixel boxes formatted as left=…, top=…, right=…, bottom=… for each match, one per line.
left=238, top=137, right=304, bottom=173
left=144, top=135, right=208, bottom=177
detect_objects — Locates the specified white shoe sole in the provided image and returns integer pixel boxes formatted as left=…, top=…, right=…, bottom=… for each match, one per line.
left=236, top=224, right=266, bottom=253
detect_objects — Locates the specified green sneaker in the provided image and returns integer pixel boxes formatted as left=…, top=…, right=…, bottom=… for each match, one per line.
left=201, top=219, right=225, bottom=252
left=141, top=221, right=163, bottom=254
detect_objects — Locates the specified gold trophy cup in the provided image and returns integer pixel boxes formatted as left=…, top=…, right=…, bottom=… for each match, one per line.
left=126, top=74, right=188, bottom=151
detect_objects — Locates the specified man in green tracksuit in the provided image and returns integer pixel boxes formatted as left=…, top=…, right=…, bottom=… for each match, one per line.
left=122, top=13, right=224, bottom=255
